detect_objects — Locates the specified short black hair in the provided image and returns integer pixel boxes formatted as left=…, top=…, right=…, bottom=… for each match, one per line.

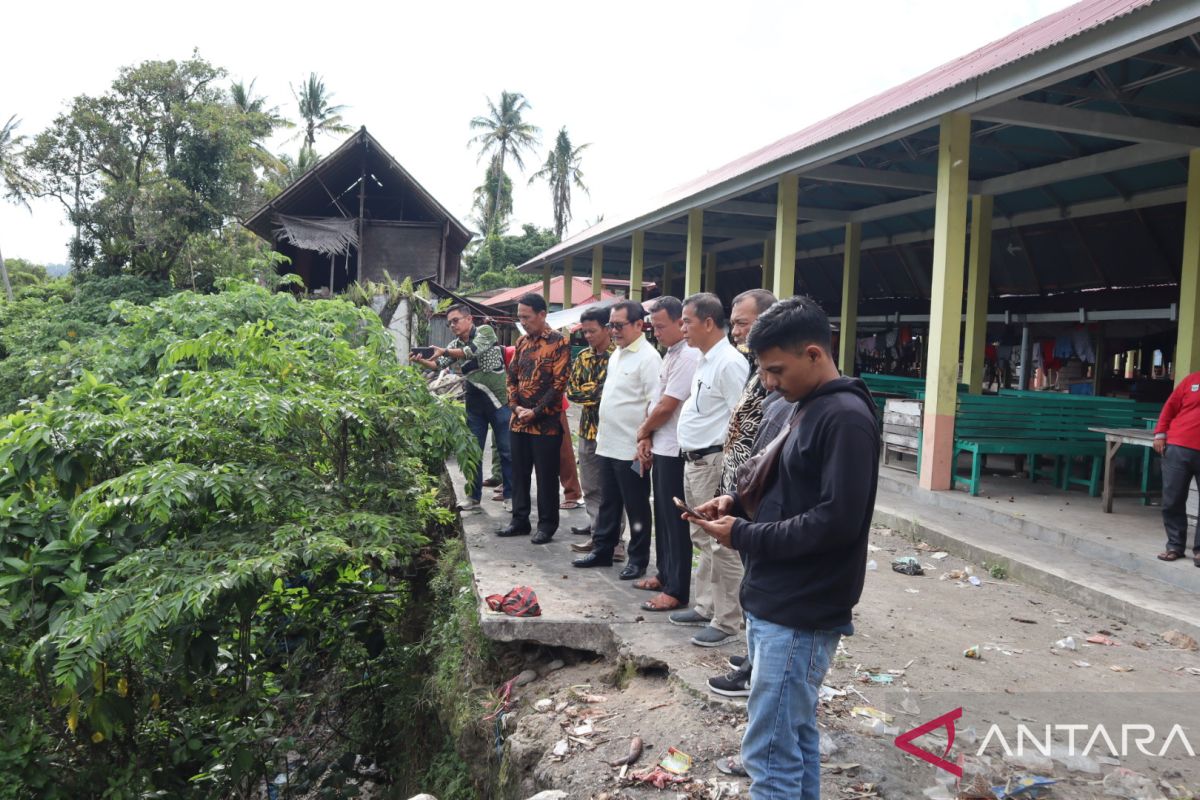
left=579, top=303, right=612, bottom=326
left=649, top=295, right=683, bottom=321
left=517, top=292, right=547, bottom=313
left=732, top=289, right=776, bottom=315
left=446, top=303, right=471, bottom=320
left=748, top=295, right=832, bottom=354
left=683, top=292, right=726, bottom=329
left=610, top=298, right=646, bottom=323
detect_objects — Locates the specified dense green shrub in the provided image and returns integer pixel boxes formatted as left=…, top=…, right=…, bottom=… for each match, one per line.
left=0, top=281, right=476, bottom=797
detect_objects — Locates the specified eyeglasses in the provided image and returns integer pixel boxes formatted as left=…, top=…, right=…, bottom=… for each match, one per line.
left=607, top=321, right=631, bottom=331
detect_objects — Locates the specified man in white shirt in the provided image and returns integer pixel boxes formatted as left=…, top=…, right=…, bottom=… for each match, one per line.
left=634, top=296, right=701, bottom=611
left=573, top=300, right=663, bottom=579
left=669, top=292, right=750, bottom=647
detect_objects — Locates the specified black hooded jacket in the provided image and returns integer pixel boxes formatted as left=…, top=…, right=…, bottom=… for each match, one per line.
left=729, top=376, right=879, bottom=632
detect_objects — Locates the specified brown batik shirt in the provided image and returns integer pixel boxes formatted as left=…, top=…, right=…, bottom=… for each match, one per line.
left=507, top=327, right=570, bottom=435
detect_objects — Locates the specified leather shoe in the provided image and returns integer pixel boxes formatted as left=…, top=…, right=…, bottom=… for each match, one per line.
left=619, top=564, right=647, bottom=580
left=530, top=530, right=555, bottom=545
left=570, top=525, right=592, bottom=536
left=572, top=553, right=613, bottom=568
left=494, top=524, right=530, bottom=538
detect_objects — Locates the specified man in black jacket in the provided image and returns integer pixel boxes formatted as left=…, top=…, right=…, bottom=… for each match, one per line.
left=690, top=296, right=878, bottom=800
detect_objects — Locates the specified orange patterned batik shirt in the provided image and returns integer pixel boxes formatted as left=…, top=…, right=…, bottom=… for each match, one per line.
left=507, top=328, right=570, bottom=436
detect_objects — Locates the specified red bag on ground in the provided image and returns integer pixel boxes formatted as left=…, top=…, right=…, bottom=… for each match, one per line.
left=485, top=586, right=541, bottom=617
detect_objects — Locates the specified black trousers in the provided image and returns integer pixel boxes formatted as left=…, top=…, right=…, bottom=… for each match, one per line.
left=592, top=455, right=652, bottom=567
left=510, top=431, right=562, bottom=535
left=652, top=454, right=691, bottom=601
left=1162, top=443, right=1200, bottom=554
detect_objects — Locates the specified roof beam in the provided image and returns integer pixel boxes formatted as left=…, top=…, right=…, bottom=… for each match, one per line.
left=710, top=199, right=852, bottom=222
left=649, top=221, right=775, bottom=239
left=975, top=99, right=1200, bottom=147
left=805, top=163, right=940, bottom=193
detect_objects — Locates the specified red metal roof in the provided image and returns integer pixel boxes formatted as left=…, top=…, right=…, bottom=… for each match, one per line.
left=530, top=0, right=1159, bottom=266
left=483, top=275, right=617, bottom=307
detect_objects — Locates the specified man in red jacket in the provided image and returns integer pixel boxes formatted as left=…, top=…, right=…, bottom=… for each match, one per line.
left=1154, top=369, right=1200, bottom=565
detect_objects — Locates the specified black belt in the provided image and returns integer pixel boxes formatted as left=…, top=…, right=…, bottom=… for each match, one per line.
left=681, top=445, right=722, bottom=462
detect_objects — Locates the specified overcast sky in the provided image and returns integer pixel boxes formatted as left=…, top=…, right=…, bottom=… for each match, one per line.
left=2, top=0, right=1077, bottom=266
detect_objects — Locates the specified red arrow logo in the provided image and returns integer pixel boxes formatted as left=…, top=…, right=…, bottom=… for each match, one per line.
left=894, top=707, right=963, bottom=777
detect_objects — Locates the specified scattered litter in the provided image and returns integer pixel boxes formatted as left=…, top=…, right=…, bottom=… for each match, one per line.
left=484, top=586, right=541, bottom=617
left=552, top=739, right=569, bottom=757
left=931, top=551, right=949, bottom=560
left=891, top=557, right=924, bottom=576
left=959, top=773, right=994, bottom=799
left=1010, top=617, right=1038, bottom=625
left=608, top=735, right=642, bottom=767
left=514, top=669, right=539, bottom=687
left=992, top=775, right=1057, bottom=798
left=822, top=762, right=859, bottom=773
left=525, top=792, right=568, bottom=800
left=573, top=721, right=594, bottom=736
left=627, top=766, right=687, bottom=788
left=851, top=706, right=894, bottom=724
left=906, top=588, right=921, bottom=594
left=867, top=544, right=882, bottom=552
left=819, top=729, right=838, bottom=757
left=1101, top=767, right=1155, bottom=798
left=900, top=694, right=921, bottom=716
left=866, top=559, right=878, bottom=571
left=658, top=747, right=692, bottom=775
left=819, top=684, right=847, bottom=702
left=968, top=576, right=983, bottom=587
left=867, top=673, right=895, bottom=685
left=963, top=645, right=981, bottom=659
left=544, top=659, right=565, bottom=672
left=1109, top=664, right=1134, bottom=673
left=1086, top=635, right=1119, bottom=647
left=534, top=698, right=554, bottom=713
left=1051, top=747, right=1101, bottom=774
left=1054, top=636, right=1078, bottom=651
left=1184, top=667, right=1200, bottom=677
left=554, top=700, right=568, bottom=713
left=1161, top=629, right=1199, bottom=651
left=1073, top=660, right=1091, bottom=668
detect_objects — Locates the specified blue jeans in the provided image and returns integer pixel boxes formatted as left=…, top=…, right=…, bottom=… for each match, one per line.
left=466, top=398, right=512, bottom=502
left=742, top=612, right=841, bottom=800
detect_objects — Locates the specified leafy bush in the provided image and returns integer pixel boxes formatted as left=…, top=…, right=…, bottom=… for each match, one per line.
left=0, top=281, right=476, bottom=797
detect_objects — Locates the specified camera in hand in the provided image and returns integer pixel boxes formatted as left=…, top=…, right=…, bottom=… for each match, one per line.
left=410, top=346, right=436, bottom=358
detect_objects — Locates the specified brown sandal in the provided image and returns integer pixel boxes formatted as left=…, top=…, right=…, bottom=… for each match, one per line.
left=641, top=593, right=683, bottom=612
left=1157, top=550, right=1184, bottom=562
left=632, top=577, right=663, bottom=592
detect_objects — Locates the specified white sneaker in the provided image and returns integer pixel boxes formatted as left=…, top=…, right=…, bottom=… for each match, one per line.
left=457, top=499, right=481, bottom=512
left=503, top=499, right=512, bottom=512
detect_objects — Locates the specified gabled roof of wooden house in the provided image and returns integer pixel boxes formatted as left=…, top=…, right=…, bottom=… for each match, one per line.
left=243, top=127, right=472, bottom=253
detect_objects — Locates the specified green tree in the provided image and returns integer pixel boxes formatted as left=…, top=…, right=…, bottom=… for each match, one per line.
left=1, top=114, right=36, bottom=302
left=470, top=154, right=513, bottom=236
left=291, top=72, right=351, bottom=149
left=468, top=91, right=540, bottom=238
left=229, top=78, right=293, bottom=208
left=24, top=56, right=275, bottom=281
left=529, top=126, right=589, bottom=239
left=461, top=223, right=558, bottom=286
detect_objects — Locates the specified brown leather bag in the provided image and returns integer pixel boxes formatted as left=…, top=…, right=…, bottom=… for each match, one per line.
left=734, top=408, right=803, bottom=521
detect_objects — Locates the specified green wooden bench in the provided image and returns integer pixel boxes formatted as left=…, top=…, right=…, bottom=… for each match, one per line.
left=861, top=374, right=967, bottom=419
left=951, top=395, right=1154, bottom=496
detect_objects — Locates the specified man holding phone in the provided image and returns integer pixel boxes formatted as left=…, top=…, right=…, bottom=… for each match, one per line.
left=412, top=305, right=511, bottom=511
left=688, top=296, right=878, bottom=800
left=573, top=300, right=661, bottom=579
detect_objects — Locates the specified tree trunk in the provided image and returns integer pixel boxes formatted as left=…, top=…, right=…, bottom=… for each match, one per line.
left=0, top=241, right=13, bottom=302
left=489, top=148, right=507, bottom=271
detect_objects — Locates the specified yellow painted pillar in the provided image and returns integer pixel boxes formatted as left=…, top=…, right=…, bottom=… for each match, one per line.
left=685, top=209, right=703, bottom=297
left=630, top=231, right=645, bottom=301
left=704, top=252, right=717, bottom=292
left=562, top=255, right=574, bottom=309
left=919, top=112, right=972, bottom=492
left=963, top=195, right=994, bottom=394
left=761, top=238, right=774, bottom=289
left=1176, top=150, right=1200, bottom=381
left=773, top=174, right=799, bottom=297
left=837, top=223, right=861, bottom=375
left=542, top=262, right=552, bottom=304
left=591, top=245, right=604, bottom=301
left=662, top=261, right=673, bottom=298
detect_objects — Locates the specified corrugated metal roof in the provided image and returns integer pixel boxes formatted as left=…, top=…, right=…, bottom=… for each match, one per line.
left=525, top=0, right=1165, bottom=269
left=483, top=275, right=617, bottom=307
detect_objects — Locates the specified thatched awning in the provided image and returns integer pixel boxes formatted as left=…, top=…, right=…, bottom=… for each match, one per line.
left=272, top=214, right=358, bottom=256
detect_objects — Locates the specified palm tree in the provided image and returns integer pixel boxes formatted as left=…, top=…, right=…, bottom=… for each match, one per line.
left=468, top=91, right=540, bottom=237
left=1, top=114, right=35, bottom=302
left=472, top=154, right=513, bottom=238
left=291, top=73, right=351, bottom=149
left=232, top=78, right=293, bottom=130
left=529, top=127, right=589, bottom=239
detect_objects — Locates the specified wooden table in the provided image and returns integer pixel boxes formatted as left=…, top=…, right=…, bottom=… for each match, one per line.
left=1089, top=426, right=1156, bottom=513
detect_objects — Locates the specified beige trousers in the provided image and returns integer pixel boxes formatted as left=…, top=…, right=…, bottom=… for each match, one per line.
left=684, top=452, right=744, bottom=635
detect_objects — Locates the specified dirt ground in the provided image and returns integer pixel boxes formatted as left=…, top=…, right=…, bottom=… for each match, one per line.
left=494, top=526, right=1200, bottom=799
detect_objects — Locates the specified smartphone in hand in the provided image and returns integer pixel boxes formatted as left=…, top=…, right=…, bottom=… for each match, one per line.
left=673, top=496, right=712, bottom=521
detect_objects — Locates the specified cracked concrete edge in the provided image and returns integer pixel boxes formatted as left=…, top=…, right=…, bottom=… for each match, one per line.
left=872, top=503, right=1200, bottom=642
